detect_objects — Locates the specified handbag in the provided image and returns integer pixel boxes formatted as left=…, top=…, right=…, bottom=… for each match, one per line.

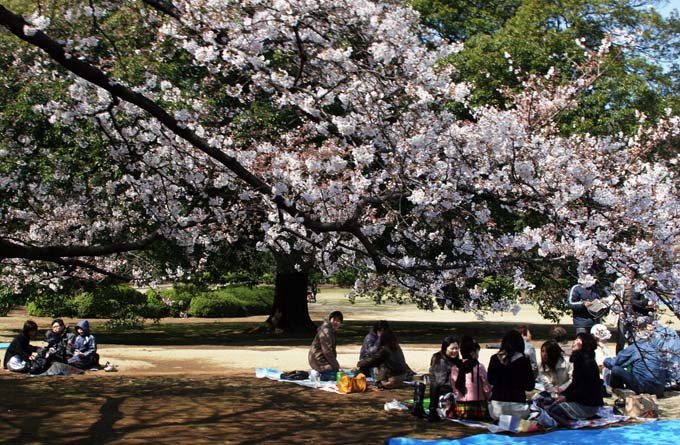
left=337, top=373, right=367, bottom=393
left=625, top=394, right=658, bottom=418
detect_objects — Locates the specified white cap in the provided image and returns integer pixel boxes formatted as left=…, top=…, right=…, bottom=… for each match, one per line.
left=590, top=324, right=611, bottom=341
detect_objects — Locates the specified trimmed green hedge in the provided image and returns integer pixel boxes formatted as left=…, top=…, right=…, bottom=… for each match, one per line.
left=188, top=286, right=274, bottom=317
left=70, top=285, right=147, bottom=318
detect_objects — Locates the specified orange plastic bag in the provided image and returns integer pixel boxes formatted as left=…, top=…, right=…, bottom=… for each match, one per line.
left=337, top=373, right=367, bottom=393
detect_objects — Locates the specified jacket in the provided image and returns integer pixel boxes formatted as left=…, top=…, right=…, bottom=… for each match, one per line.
left=567, top=284, right=601, bottom=328
left=308, top=319, right=339, bottom=372
left=429, top=352, right=457, bottom=387
left=356, top=344, right=409, bottom=379
left=561, top=350, right=604, bottom=406
left=3, top=332, right=37, bottom=369
left=451, top=360, right=492, bottom=402
left=604, top=340, right=665, bottom=395
left=359, top=330, right=380, bottom=360
left=45, top=328, right=75, bottom=363
left=537, top=356, right=572, bottom=396
left=487, top=352, right=535, bottom=402
left=68, top=320, right=97, bottom=368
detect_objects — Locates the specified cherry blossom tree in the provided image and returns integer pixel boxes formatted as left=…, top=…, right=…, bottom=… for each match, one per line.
left=1, top=0, right=679, bottom=332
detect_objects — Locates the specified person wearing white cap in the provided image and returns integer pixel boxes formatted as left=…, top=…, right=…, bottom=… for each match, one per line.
left=590, top=324, right=612, bottom=386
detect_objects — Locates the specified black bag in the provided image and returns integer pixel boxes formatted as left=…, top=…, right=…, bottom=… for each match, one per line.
left=280, top=370, right=309, bottom=380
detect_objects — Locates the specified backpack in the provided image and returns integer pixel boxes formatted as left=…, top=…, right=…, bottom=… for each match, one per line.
left=337, top=373, right=367, bottom=393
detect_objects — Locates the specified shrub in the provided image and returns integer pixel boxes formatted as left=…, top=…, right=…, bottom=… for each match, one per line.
left=26, top=290, right=71, bottom=317
left=189, top=286, right=274, bottom=317
left=70, top=285, right=146, bottom=318
left=331, top=268, right=357, bottom=287
left=147, top=285, right=196, bottom=317
left=0, top=286, right=14, bottom=316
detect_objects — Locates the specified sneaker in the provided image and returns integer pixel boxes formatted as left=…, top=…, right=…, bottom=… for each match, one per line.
left=103, top=362, right=117, bottom=372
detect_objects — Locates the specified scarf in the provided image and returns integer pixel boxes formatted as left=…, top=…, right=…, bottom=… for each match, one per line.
left=455, top=358, right=479, bottom=396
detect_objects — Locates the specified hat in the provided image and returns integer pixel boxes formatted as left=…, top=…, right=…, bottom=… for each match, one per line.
left=590, top=324, right=611, bottom=341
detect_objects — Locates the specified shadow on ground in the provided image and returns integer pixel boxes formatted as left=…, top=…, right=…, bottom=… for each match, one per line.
left=0, top=374, right=481, bottom=444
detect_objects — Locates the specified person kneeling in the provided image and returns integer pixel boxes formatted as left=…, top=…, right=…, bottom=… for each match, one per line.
left=355, top=328, right=411, bottom=389
left=546, top=333, right=604, bottom=427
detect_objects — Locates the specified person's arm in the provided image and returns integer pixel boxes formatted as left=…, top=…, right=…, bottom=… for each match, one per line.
left=486, top=355, right=500, bottom=386
left=80, top=336, right=97, bottom=356
left=356, top=348, right=387, bottom=370
left=318, top=328, right=340, bottom=370
left=567, top=285, right=584, bottom=310
left=536, top=368, right=556, bottom=394
left=478, top=364, right=492, bottom=400
left=520, top=357, right=536, bottom=391
left=612, top=345, right=639, bottom=368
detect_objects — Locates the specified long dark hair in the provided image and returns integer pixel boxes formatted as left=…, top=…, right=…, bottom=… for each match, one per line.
left=575, top=332, right=597, bottom=358
left=22, top=320, right=38, bottom=336
left=379, top=327, right=399, bottom=349
left=499, top=330, right=525, bottom=356
left=440, top=336, right=459, bottom=357
left=541, top=340, right=564, bottom=371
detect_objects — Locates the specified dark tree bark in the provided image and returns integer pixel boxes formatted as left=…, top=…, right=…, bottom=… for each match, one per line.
left=266, top=271, right=317, bottom=333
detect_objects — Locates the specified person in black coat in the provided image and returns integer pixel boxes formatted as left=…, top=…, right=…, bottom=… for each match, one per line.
left=3, top=320, right=39, bottom=372
left=44, top=318, right=75, bottom=363
left=547, top=332, right=604, bottom=426
left=487, top=330, right=535, bottom=420
left=427, top=336, right=461, bottom=420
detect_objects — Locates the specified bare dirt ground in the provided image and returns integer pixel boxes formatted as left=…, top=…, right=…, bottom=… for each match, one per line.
left=1, top=288, right=678, bottom=444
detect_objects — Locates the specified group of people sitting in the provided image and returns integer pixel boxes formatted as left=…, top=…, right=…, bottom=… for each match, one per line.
left=307, top=310, right=675, bottom=426
left=3, top=319, right=100, bottom=374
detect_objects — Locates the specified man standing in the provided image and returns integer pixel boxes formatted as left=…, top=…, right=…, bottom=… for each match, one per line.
left=567, top=275, right=602, bottom=335
left=308, top=311, right=343, bottom=379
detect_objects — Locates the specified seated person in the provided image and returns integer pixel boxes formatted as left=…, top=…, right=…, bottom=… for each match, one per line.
left=45, top=318, right=75, bottom=364
left=604, top=334, right=665, bottom=398
left=355, top=328, right=411, bottom=389
left=450, top=336, right=491, bottom=420
left=536, top=340, right=571, bottom=397
left=546, top=333, right=604, bottom=426
left=67, top=320, right=98, bottom=369
left=358, top=320, right=389, bottom=376
left=516, top=324, right=538, bottom=377
left=549, top=325, right=572, bottom=357
left=427, top=336, right=460, bottom=420
left=3, top=320, right=39, bottom=372
left=308, top=311, right=343, bottom=380
left=590, top=324, right=612, bottom=386
left=487, top=330, right=535, bottom=420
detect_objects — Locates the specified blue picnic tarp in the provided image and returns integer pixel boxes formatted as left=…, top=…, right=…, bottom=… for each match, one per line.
left=0, top=342, right=9, bottom=349
left=386, top=420, right=680, bottom=445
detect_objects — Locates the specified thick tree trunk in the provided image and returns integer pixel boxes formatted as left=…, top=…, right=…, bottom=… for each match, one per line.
left=266, top=271, right=317, bottom=333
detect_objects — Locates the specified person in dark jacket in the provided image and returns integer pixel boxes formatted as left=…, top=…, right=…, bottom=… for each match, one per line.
left=567, top=275, right=602, bottom=335
left=308, top=311, right=343, bottom=378
left=604, top=336, right=665, bottom=397
left=45, top=319, right=75, bottom=364
left=355, top=328, right=411, bottom=389
left=547, top=333, right=604, bottom=426
left=487, top=330, right=535, bottom=420
left=427, top=336, right=461, bottom=420
left=358, top=320, right=389, bottom=376
left=3, top=320, right=39, bottom=372
left=67, top=320, right=98, bottom=369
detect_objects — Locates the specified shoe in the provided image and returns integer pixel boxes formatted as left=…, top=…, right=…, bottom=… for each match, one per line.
left=103, top=362, right=117, bottom=372
left=613, top=388, right=635, bottom=399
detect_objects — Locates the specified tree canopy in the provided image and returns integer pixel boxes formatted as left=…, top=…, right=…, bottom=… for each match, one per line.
left=0, top=0, right=678, bottom=320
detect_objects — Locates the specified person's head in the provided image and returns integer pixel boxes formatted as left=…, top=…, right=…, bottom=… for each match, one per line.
left=460, top=335, right=480, bottom=361
left=590, top=324, right=611, bottom=343
left=549, top=325, right=569, bottom=344
left=379, top=327, right=399, bottom=349
left=440, top=336, right=460, bottom=359
left=574, top=332, right=597, bottom=356
left=515, top=324, right=532, bottom=341
left=328, top=311, right=343, bottom=330
left=500, top=330, right=525, bottom=356
left=75, top=320, right=90, bottom=336
left=22, top=320, right=38, bottom=338
left=51, top=319, right=65, bottom=335
left=540, top=340, right=564, bottom=371
left=580, top=274, right=597, bottom=289
left=373, top=320, right=389, bottom=336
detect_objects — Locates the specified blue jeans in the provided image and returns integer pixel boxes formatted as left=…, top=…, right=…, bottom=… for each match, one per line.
left=609, top=366, right=664, bottom=396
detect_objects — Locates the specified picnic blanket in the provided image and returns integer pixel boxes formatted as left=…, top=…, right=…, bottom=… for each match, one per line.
left=34, top=362, right=85, bottom=377
left=256, top=368, right=342, bottom=393
left=445, top=406, right=629, bottom=433
left=0, top=342, right=9, bottom=349
left=386, top=419, right=680, bottom=445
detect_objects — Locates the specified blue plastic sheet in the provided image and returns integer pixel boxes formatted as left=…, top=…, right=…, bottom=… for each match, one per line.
left=387, top=420, right=680, bottom=445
